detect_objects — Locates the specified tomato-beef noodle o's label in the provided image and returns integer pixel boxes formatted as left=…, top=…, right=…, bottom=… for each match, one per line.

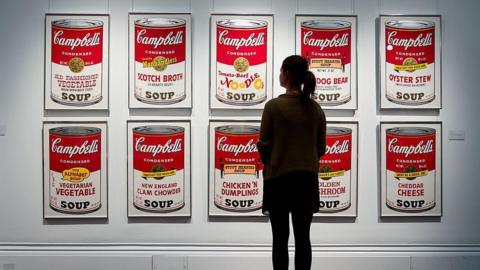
left=301, top=20, right=351, bottom=106
left=50, top=19, right=103, bottom=106
left=216, top=19, right=268, bottom=106
left=318, top=127, right=352, bottom=212
left=133, top=125, right=185, bottom=212
left=385, top=20, right=435, bottom=105
left=134, top=18, right=187, bottom=105
left=386, top=127, right=436, bottom=212
left=214, top=125, right=263, bottom=211
left=49, top=127, right=102, bottom=213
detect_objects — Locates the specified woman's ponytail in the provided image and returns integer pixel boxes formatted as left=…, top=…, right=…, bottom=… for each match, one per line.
left=301, top=70, right=316, bottom=102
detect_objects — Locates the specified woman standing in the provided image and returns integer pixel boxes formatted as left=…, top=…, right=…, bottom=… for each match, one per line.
left=257, top=55, right=326, bottom=270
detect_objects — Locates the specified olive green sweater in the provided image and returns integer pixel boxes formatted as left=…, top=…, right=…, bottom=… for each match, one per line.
left=257, top=93, right=326, bottom=180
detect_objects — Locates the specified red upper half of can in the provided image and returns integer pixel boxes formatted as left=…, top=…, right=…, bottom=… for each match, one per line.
left=49, top=133, right=101, bottom=172
left=133, top=132, right=185, bottom=172
left=216, top=25, right=267, bottom=66
left=301, top=26, right=351, bottom=64
left=135, top=24, right=186, bottom=63
left=215, top=132, right=263, bottom=170
left=51, top=25, right=103, bottom=65
left=319, top=133, right=352, bottom=171
left=386, top=133, right=436, bottom=171
left=385, top=26, right=435, bottom=64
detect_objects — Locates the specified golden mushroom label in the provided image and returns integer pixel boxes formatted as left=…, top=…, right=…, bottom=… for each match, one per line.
left=133, top=126, right=185, bottom=212
left=50, top=19, right=103, bottom=106
left=386, top=127, right=436, bottom=212
left=318, top=127, right=352, bottom=212
left=385, top=20, right=435, bottom=105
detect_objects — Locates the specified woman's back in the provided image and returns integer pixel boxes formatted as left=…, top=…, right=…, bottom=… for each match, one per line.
left=259, top=92, right=326, bottom=180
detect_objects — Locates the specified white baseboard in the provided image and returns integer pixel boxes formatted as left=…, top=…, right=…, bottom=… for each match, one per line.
left=1, top=244, right=480, bottom=270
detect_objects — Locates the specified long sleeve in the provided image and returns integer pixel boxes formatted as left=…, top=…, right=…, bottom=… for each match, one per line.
left=257, top=101, right=274, bottom=165
left=317, top=107, right=327, bottom=158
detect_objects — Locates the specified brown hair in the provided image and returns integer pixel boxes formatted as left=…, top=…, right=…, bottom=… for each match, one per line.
left=281, top=55, right=316, bottom=101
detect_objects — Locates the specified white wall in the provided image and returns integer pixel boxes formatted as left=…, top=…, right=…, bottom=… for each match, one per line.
left=1, top=0, right=480, bottom=268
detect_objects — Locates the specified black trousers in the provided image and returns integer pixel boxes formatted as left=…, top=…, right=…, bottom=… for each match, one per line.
left=269, top=208, right=313, bottom=270
left=263, top=171, right=318, bottom=270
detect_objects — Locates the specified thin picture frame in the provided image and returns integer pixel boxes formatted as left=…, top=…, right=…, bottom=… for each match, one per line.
left=315, top=121, right=358, bottom=217
left=379, top=15, right=442, bottom=109
left=43, top=121, right=108, bottom=219
left=45, top=14, right=110, bottom=110
left=380, top=121, right=442, bottom=217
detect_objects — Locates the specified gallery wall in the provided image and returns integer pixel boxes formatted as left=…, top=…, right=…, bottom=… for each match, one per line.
left=1, top=0, right=480, bottom=252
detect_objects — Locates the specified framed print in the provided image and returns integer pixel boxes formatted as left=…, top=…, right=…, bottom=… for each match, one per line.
left=45, top=14, right=109, bottom=110
left=129, top=13, right=192, bottom=108
left=295, top=15, right=357, bottom=110
left=210, top=14, right=274, bottom=110
left=316, top=121, right=358, bottom=217
left=379, top=15, right=441, bottom=109
left=380, top=122, right=442, bottom=217
left=208, top=120, right=264, bottom=216
left=127, top=121, right=191, bottom=217
left=43, top=122, right=108, bottom=219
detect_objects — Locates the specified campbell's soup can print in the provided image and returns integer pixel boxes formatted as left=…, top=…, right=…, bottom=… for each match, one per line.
left=133, top=125, right=185, bottom=212
left=216, top=19, right=268, bottom=105
left=318, top=127, right=352, bottom=212
left=134, top=18, right=186, bottom=105
left=301, top=20, right=351, bottom=105
left=214, top=125, right=263, bottom=211
left=385, top=20, right=435, bottom=105
left=386, top=127, right=436, bottom=212
left=49, top=127, right=101, bottom=213
left=51, top=19, right=103, bottom=106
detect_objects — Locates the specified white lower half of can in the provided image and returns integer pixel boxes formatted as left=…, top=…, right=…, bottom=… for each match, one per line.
left=49, top=170, right=101, bottom=214
left=386, top=169, right=436, bottom=212
left=214, top=169, right=262, bottom=212
left=134, top=61, right=186, bottom=105
left=386, top=62, right=435, bottom=105
left=133, top=169, right=185, bottom=212
left=312, top=63, right=351, bottom=106
left=51, top=63, right=103, bottom=106
left=216, top=62, right=267, bottom=106
left=318, top=170, right=351, bottom=212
